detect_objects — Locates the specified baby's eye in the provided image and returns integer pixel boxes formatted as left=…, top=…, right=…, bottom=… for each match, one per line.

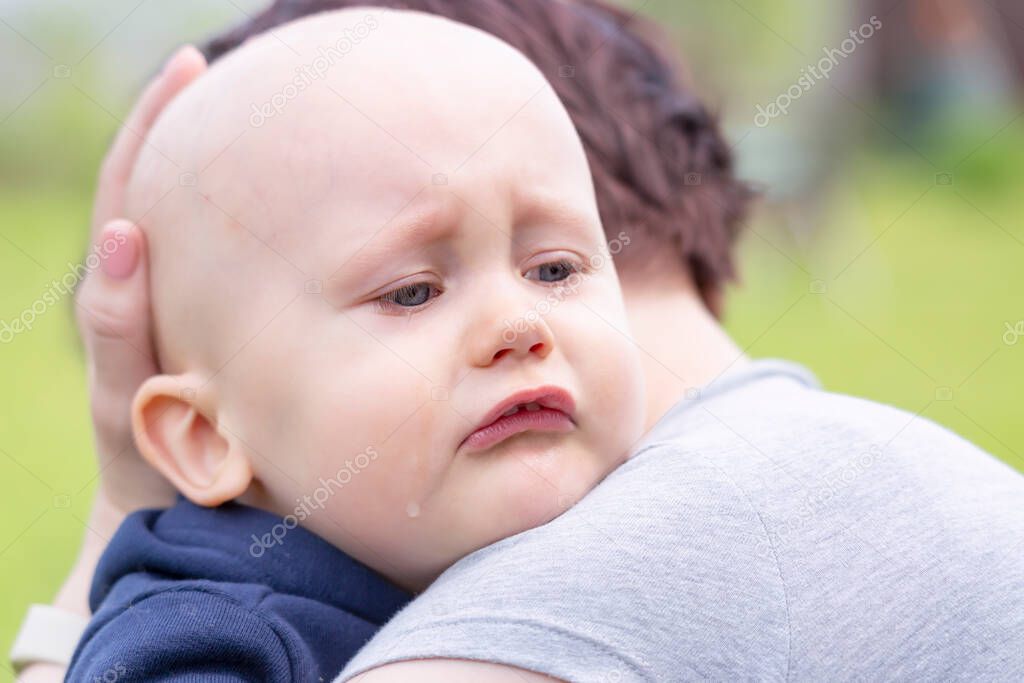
left=526, top=259, right=582, bottom=283
left=376, top=282, right=440, bottom=313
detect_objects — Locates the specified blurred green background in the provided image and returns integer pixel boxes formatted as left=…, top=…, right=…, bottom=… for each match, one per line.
left=1, top=0, right=1022, bottom=677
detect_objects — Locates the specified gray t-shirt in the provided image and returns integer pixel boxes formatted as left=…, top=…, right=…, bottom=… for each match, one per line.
left=339, top=360, right=1024, bottom=681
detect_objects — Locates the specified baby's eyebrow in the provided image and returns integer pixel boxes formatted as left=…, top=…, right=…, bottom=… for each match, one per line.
left=513, top=190, right=596, bottom=238
left=334, top=202, right=455, bottom=279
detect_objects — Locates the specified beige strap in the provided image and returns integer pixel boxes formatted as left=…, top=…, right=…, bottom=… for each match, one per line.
left=9, top=604, right=88, bottom=671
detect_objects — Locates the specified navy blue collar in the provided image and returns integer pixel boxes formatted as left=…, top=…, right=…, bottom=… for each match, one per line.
left=91, top=497, right=410, bottom=624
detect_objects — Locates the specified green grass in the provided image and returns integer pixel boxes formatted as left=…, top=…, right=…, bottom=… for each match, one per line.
left=724, top=147, right=1024, bottom=471
left=1, top=142, right=1022, bottom=678
left=0, top=187, right=98, bottom=681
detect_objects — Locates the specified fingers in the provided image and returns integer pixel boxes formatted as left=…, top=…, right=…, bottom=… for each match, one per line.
left=92, top=45, right=207, bottom=235
left=75, top=220, right=159, bottom=452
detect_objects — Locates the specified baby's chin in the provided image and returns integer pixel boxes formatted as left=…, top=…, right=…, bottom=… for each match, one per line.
left=461, top=437, right=618, bottom=544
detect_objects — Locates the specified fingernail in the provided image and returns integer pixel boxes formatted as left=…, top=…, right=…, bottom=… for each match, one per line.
left=99, top=222, right=138, bottom=280
left=163, top=44, right=203, bottom=75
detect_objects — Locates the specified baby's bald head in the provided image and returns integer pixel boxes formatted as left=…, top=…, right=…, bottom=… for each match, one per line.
left=126, top=7, right=583, bottom=374
left=122, top=8, right=644, bottom=588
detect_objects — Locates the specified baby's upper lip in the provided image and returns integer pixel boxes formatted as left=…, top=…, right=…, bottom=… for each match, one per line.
left=462, top=386, right=577, bottom=445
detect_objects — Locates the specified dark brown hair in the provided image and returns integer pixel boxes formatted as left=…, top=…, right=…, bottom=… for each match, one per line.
left=202, top=0, right=753, bottom=313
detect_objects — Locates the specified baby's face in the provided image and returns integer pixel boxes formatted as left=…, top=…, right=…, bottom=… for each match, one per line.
left=132, top=9, right=645, bottom=589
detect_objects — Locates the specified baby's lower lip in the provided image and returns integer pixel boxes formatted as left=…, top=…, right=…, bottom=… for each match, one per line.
left=461, top=408, right=574, bottom=453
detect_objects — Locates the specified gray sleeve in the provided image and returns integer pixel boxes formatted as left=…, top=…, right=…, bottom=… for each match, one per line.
left=338, top=445, right=790, bottom=683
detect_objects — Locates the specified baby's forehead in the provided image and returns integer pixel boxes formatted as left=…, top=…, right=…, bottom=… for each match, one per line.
left=131, top=7, right=589, bottom=261
left=129, top=6, right=581, bottom=244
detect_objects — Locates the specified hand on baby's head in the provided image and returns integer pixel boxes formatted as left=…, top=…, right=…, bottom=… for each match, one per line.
left=127, top=7, right=645, bottom=591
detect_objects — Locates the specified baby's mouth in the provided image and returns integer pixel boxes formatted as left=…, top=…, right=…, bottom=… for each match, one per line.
left=460, top=387, right=576, bottom=454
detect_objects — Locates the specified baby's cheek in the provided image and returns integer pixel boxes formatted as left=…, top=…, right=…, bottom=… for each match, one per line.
left=563, top=310, right=645, bottom=452
left=301, top=361, right=437, bottom=495
left=302, top=394, right=389, bottom=480
left=600, top=328, right=646, bottom=412
left=294, top=417, right=409, bottom=555
left=305, top=417, right=443, bottom=576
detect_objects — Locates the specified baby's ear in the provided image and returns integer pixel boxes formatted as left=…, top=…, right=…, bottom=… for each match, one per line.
left=131, top=374, right=252, bottom=507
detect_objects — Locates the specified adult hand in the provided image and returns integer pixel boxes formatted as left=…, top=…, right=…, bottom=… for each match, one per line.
left=15, top=45, right=206, bottom=683
left=75, top=44, right=206, bottom=519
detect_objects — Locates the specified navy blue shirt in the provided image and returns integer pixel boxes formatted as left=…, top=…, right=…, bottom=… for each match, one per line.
left=67, top=499, right=411, bottom=682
